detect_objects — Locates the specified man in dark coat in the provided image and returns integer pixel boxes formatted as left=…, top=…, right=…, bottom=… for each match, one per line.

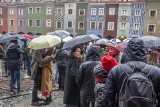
left=98, top=38, right=160, bottom=107
left=56, top=48, right=69, bottom=90
left=77, top=46, right=101, bottom=107
left=6, top=42, right=25, bottom=96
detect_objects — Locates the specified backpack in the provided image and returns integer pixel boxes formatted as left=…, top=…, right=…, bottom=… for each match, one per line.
left=119, top=64, right=157, bottom=107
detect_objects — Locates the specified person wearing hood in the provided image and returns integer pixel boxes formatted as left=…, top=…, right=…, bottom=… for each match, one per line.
left=98, top=38, right=160, bottom=107
left=6, top=41, right=25, bottom=96
left=76, top=46, right=101, bottom=107
left=94, top=55, right=117, bottom=107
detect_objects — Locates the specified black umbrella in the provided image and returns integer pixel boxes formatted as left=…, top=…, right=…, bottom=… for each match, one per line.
left=62, top=34, right=100, bottom=50
left=0, top=34, right=26, bottom=43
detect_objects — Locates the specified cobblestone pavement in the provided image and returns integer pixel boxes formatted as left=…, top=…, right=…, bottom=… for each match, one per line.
left=0, top=90, right=64, bottom=107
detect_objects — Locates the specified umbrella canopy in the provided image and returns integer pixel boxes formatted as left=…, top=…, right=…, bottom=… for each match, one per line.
left=114, top=42, right=128, bottom=51
left=0, top=34, right=26, bottom=43
left=28, top=35, right=61, bottom=50
left=21, top=34, right=33, bottom=39
left=138, top=35, right=160, bottom=49
left=50, top=30, right=73, bottom=42
left=96, top=38, right=109, bottom=45
left=51, top=30, right=71, bottom=38
left=62, top=34, right=100, bottom=50
left=123, top=38, right=131, bottom=43
left=110, top=38, right=121, bottom=44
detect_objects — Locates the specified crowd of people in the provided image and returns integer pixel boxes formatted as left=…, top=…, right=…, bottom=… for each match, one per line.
left=1, top=36, right=160, bottom=107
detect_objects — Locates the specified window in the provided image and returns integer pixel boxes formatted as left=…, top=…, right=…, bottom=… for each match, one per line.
left=0, top=8, right=2, bottom=14
left=0, top=19, right=3, bottom=26
left=10, top=20, right=14, bottom=26
left=68, top=9, right=73, bottom=14
left=98, top=22, right=103, bottom=29
left=56, top=21, right=62, bottom=28
left=148, top=24, right=156, bottom=32
left=36, top=7, right=41, bottom=14
left=91, top=8, right=96, bottom=15
left=57, top=8, right=62, bottom=15
left=149, top=10, right=157, bottom=17
left=109, top=8, right=115, bottom=15
left=99, top=8, right=104, bottom=15
left=19, top=9, right=23, bottom=15
left=9, top=9, right=14, bottom=15
left=79, top=9, right=85, bottom=16
left=28, top=7, right=33, bottom=14
left=135, top=9, right=141, bottom=16
left=120, top=22, right=126, bottom=29
left=35, top=20, right=41, bottom=27
left=108, top=22, right=114, bottom=30
left=28, top=20, right=33, bottom=26
left=122, top=10, right=127, bottom=15
left=67, top=21, right=73, bottom=28
left=78, top=22, right=84, bottom=29
left=46, top=19, right=51, bottom=27
left=18, top=20, right=23, bottom=27
left=134, top=23, right=140, bottom=30
left=46, top=7, right=52, bottom=15
left=90, top=21, right=96, bottom=29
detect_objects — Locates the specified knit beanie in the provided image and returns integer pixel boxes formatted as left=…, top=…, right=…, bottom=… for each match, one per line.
left=101, top=55, right=118, bottom=71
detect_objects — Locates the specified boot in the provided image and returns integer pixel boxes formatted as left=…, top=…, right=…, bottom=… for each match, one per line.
left=31, top=101, right=43, bottom=106
left=48, top=95, right=52, bottom=102
left=43, top=98, right=50, bottom=105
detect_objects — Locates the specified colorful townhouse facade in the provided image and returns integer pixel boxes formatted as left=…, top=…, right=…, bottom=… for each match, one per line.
left=44, top=0, right=55, bottom=34
left=129, top=2, right=146, bottom=37
left=0, top=2, right=8, bottom=34
left=117, top=2, right=132, bottom=38
left=87, top=3, right=106, bottom=38
left=76, top=2, right=88, bottom=35
left=53, top=2, right=65, bottom=31
left=17, top=2, right=26, bottom=34
left=25, top=0, right=45, bottom=35
left=0, top=0, right=160, bottom=38
left=143, top=0, right=160, bottom=36
left=64, top=2, right=77, bottom=34
left=104, top=3, right=119, bottom=39
left=7, top=2, right=18, bottom=33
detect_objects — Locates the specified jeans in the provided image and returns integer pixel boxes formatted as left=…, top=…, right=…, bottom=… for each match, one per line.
left=54, top=63, right=59, bottom=83
left=32, top=68, right=42, bottom=101
left=9, top=69, right=21, bottom=93
left=25, top=57, right=31, bottom=76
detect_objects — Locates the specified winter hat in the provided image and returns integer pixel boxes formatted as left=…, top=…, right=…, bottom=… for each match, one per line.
left=101, top=55, right=118, bottom=71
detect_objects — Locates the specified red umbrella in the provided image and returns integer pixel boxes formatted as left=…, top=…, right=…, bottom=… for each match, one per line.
left=21, top=34, right=33, bottom=39
left=114, top=42, right=128, bottom=51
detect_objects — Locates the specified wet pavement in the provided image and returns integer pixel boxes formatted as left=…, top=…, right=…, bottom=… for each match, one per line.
left=0, top=90, right=64, bottom=107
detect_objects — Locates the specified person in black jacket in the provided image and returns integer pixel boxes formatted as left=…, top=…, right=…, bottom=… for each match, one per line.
left=64, top=45, right=82, bottom=107
left=98, top=38, right=160, bottom=107
left=76, top=46, right=101, bottom=107
left=6, top=41, right=25, bottom=96
left=94, top=55, right=117, bottom=107
left=56, top=48, right=69, bottom=90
